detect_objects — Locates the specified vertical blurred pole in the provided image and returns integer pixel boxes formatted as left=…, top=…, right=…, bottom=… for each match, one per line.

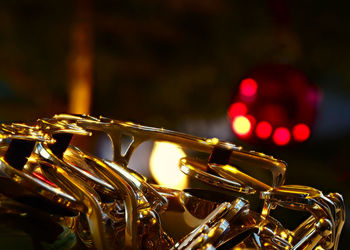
left=68, top=0, right=93, bottom=114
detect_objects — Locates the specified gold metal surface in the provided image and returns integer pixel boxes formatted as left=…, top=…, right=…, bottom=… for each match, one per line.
left=0, top=114, right=344, bottom=249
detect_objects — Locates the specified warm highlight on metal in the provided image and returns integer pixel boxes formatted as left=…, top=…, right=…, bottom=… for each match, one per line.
left=0, top=114, right=344, bottom=249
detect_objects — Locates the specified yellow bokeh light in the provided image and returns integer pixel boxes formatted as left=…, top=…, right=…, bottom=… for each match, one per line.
left=149, top=142, right=187, bottom=189
left=232, top=116, right=251, bottom=136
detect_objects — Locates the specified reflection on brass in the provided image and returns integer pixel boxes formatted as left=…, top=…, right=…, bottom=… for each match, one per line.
left=0, top=114, right=344, bottom=249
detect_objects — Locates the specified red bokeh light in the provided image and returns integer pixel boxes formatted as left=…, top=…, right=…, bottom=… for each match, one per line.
left=228, top=102, right=247, bottom=118
left=273, top=127, right=291, bottom=146
left=256, top=121, right=272, bottom=139
left=240, top=78, right=258, bottom=97
left=292, top=123, right=310, bottom=142
left=232, top=115, right=252, bottom=137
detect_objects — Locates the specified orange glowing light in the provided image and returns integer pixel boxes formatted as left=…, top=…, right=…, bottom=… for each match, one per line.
left=256, top=121, right=272, bottom=139
left=228, top=102, right=247, bottom=118
left=273, top=127, right=291, bottom=146
left=292, top=123, right=310, bottom=142
left=240, top=78, right=258, bottom=97
left=68, top=3, right=93, bottom=115
left=232, top=115, right=252, bottom=136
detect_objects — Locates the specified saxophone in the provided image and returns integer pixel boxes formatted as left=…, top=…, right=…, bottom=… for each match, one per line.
left=0, top=114, right=344, bottom=249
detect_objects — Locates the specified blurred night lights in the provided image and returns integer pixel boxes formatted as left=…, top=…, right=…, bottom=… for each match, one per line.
left=239, top=78, right=258, bottom=97
left=228, top=102, right=247, bottom=118
left=149, top=142, right=187, bottom=189
left=232, top=115, right=252, bottom=137
left=255, top=121, right=273, bottom=140
left=293, top=123, right=310, bottom=142
left=273, top=127, right=291, bottom=146
left=228, top=64, right=320, bottom=146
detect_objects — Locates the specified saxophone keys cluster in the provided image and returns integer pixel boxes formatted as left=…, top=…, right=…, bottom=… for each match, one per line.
left=0, top=114, right=344, bottom=249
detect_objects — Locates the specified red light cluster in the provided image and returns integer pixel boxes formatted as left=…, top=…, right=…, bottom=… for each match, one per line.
left=229, top=77, right=311, bottom=146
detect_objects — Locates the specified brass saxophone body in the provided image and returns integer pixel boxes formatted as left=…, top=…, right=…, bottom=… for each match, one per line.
left=0, top=114, right=344, bottom=249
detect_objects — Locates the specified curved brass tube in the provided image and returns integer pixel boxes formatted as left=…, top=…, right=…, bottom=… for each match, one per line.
left=35, top=159, right=109, bottom=250
left=0, top=115, right=344, bottom=249
left=261, top=185, right=345, bottom=249
left=0, top=123, right=109, bottom=249
left=53, top=114, right=287, bottom=188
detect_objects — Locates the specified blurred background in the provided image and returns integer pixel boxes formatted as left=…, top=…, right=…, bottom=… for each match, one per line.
left=0, top=0, right=349, bottom=247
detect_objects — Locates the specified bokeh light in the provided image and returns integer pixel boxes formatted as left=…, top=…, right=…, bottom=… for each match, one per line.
left=239, top=78, right=258, bottom=97
left=293, top=123, right=310, bottom=142
left=232, top=115, right=252, bottom=136
left=256, top=121, right=273, bottom=139
left=273, top=127, right=291, bottom=146
left=228, top=102, right=247, bottom=118
left=149, top=142, right=187, bottom=189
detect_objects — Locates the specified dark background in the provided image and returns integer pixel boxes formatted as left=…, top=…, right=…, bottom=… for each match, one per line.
left=0, top=0, right=349, bottom=248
